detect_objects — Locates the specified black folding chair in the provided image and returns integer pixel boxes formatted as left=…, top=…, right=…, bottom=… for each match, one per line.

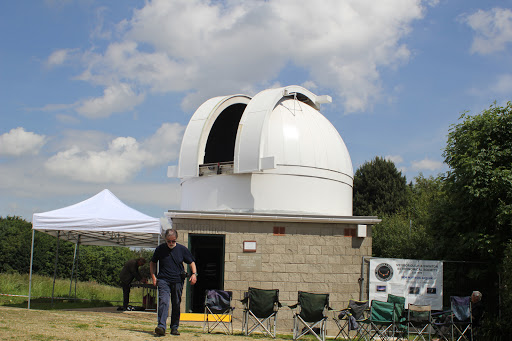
left=289, top=291, right=330, bottom=341
left=431, top=309, right=453, bottom=341
left=203, top=289, right=234, bottom=334
left=241, top=287, right=281, bottom=338
left=332, top=299, right=369, bottom=340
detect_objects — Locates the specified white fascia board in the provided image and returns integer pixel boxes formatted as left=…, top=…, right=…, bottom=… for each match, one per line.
left=166, top=210, right=381, bottom=225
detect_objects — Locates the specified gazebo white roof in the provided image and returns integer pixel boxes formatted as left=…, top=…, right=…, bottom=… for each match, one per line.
left=32, top=189, right=162, bottom=247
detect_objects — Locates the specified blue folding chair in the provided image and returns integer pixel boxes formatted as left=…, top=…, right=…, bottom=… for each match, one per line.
left=203, top=289, right=234, bottom=334
left=451, top=296, right=472, bottom=341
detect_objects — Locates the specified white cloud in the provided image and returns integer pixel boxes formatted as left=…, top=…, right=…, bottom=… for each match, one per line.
left=301, top=81, right=318, bottom=90
left=385, top=154, right=404, bottom=164
left=75, top=83, right=145, bottom=118
left=143, top=123, right=186, bottom=164
left=411, top=158, right=444, bottom=171
left=56, top=130, right=114, bottom=153
left=55, top=114, right=81, bottom=125
left=0, top=127, right=46, bottom=156
left=45, top=139, right=142, bottom=183
left=0, top=160, right=181, bottom=219
left=462, top=8, right=512, bottom=55
left=38, top=103, right=76, bottom=112
left=44, top=123, right=185, bottom=183
left=467, top=73, right=512, bottom=100
left=62, top=0, right=427, bottom=113
left=110, top=182, right=181, bottom=211
left=491, top=73, right=512, bottom=94
left=90, top=6, right=112, bottom=41
left=46, top=48, right=76, bottom=67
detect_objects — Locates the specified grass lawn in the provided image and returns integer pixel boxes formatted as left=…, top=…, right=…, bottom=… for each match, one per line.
left=0, top=272, right=140, bottom=310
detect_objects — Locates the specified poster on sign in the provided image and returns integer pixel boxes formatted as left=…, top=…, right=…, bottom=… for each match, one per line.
left=369, top=258, right=443, bottom=310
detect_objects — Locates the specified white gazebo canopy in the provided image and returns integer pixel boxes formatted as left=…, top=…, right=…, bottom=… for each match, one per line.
left=28, top=189, right=164, bottom=309
left=32, top=189, right=163, bottom=247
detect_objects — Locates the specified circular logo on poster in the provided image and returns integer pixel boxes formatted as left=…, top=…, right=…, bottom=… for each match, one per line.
left=375, top=263, right=393, bottom=281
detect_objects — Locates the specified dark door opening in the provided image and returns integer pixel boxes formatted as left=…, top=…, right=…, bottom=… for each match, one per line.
left=187, top=234, right=225, bottom=313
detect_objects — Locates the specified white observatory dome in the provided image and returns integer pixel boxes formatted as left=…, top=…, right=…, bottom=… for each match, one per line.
left=175, top=86, right=354, bottom=216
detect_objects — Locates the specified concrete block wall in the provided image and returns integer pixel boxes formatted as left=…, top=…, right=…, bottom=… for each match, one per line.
left=172, top=217, right=372, bottom=335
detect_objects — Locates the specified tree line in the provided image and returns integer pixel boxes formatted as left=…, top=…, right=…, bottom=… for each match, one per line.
left=353, top=101, right=512, bottom=338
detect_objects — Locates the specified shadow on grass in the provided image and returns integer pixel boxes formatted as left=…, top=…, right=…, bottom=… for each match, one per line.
left=3, top=297, right=114, bottom=310
left=125, top=328, right=160, bottom=338
left=189, top=329, right=297, bottom=340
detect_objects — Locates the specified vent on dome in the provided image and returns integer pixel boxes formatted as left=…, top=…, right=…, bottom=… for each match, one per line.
left=204, top=103, right=246, bottom=164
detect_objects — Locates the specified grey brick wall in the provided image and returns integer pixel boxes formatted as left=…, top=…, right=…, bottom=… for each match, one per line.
left=172, top=217, right=372, bottom=335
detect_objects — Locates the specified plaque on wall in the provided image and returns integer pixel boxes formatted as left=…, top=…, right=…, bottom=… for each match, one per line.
left=237, top=254, right=262, bottom=272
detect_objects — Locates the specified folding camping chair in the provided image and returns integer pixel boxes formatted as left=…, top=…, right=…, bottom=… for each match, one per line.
left=203, top=289, right=234, bottom=334
left=359, top=300, right=397, bottom=341
left=241, top=287, right=281, bottom=338
left=360, top=300, right=405, bottom=340
left=387, top=294, right=407, bottom=339
left=407, top=304, right=432, bottom=341
left=450, top=296, right=472, bottom=341
left=289, top=291, right=330, bottom=341
left=431, top=309, right=453, bottom=341
left=332, top=299, right=369, bottom=340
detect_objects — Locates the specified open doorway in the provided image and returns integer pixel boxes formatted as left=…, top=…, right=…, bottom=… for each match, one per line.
left=204, top=103, right=246, bottom=164
left=187, top=234, right=225, bottom=313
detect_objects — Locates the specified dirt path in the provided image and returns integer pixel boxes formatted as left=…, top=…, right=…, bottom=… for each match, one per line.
left=0, top=306, right=279, bottom=341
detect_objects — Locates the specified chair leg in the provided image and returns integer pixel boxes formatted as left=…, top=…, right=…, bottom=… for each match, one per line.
left=293, top=315, right=325, bottom=341
left=203, top=308, right=233, bottom=335
left=242, top=309, right=247, bottom=335
left=245, top=311, right=276, bottom=337
left=333, top=317, right=349, bottom=340
left=293, top=315, right=298, bottom=340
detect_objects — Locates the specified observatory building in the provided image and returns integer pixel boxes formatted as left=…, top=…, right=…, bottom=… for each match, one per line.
left=166, top=85, right=379, bottom=330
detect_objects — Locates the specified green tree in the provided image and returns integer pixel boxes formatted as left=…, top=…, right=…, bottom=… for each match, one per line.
left=79, top=245, right=128, bottom=284
left=353, top=156, right=407, bottom=216
left=434, top=102, right=512, bottom=327
left=441, top=101, right=512, bottom=263
left=501, top=241, right=512, bottom=326
left=372, top=174, right=439, bottom=259
left=0, top=216, right=72, bottom=276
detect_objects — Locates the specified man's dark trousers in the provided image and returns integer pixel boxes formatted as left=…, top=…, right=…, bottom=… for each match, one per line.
left=122, top=283, right=131, bottom=309
left=157, top=280, right=184, bottom=330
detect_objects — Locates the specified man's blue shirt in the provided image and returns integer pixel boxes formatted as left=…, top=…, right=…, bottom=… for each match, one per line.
left=151, top=243, right=195, bottom=283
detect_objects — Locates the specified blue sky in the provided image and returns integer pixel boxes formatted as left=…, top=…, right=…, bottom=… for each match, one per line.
left=1, top=0, right=511, bottom=220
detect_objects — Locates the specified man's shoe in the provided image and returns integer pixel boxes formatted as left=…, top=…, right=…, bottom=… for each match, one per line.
left=154, top=327, right=165, bottom=336
left=170, top=328, right=180, bottom=335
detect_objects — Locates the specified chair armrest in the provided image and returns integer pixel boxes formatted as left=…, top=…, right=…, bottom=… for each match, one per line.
left=333, top=309, right=351, bottom=320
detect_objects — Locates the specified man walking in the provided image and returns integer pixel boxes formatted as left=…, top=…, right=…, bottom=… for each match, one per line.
left=151, top=229, right=197, bottom=336
left=119, top=257, right=146, bottom=311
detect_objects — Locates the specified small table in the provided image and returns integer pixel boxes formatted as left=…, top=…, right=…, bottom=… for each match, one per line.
left=131, top=283, right=157, bottom=310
